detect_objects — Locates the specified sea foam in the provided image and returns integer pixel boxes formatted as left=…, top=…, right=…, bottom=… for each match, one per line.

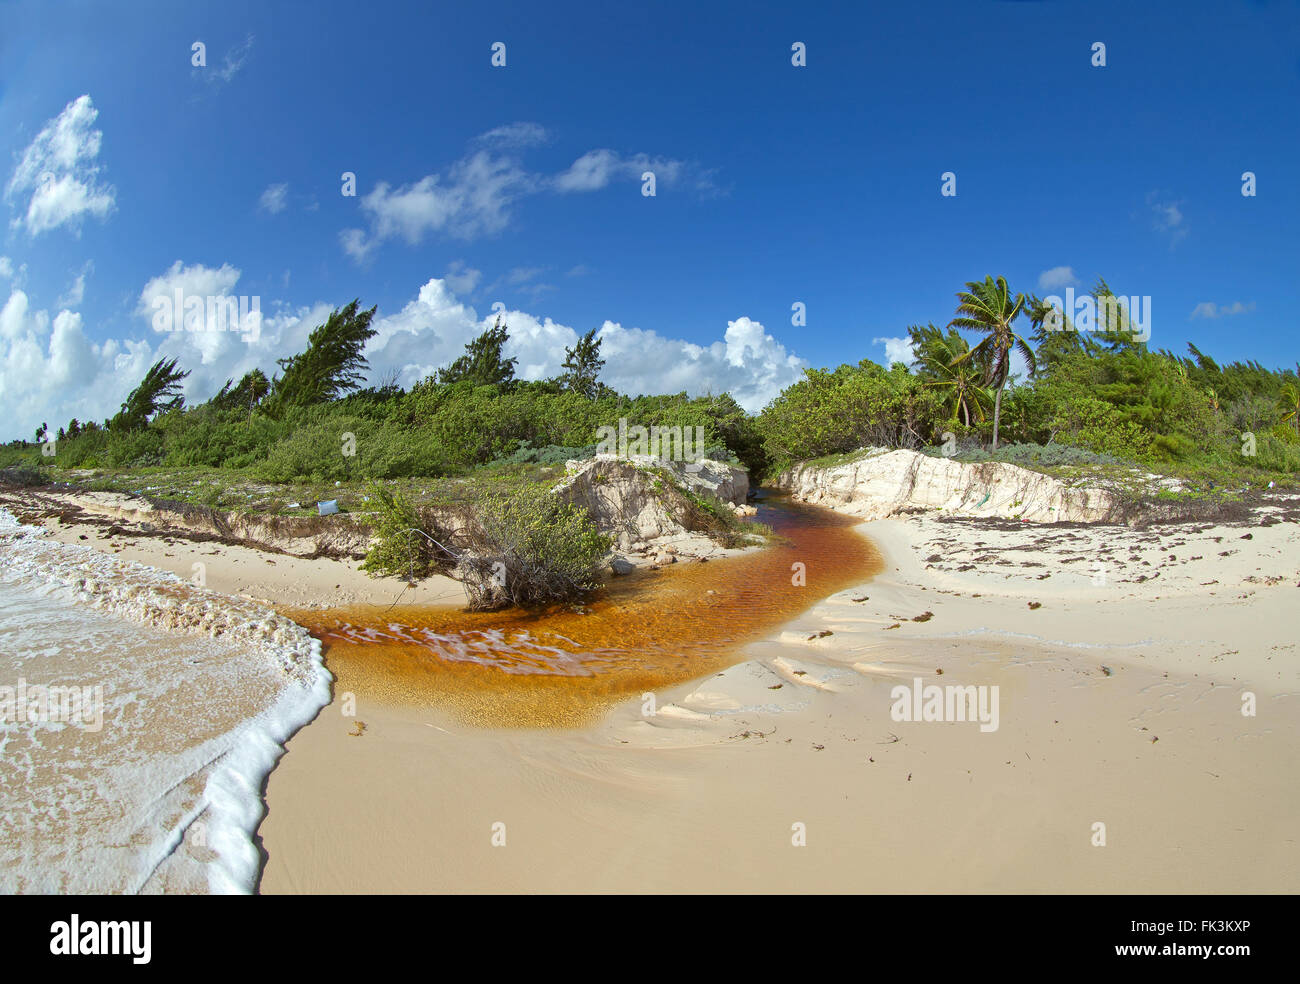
left=0, top=507, right=331, bottom=893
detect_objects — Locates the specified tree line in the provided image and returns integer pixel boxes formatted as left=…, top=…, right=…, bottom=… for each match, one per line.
left=8, top=278, right=1298, bottom=484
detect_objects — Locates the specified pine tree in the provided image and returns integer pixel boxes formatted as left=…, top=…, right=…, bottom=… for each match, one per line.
left=560, top=328, right=605, bottom=399
left=437, top=317, right=518, bottom=387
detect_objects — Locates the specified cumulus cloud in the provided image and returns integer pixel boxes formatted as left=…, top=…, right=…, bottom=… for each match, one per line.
left=138, top=260, right=243, bottom=320
left=357, top=280, right=803, bottom=411
left=597, top=316, right=804, bottom=411
left=0, top=288, right=152, bottom=433
left=5, top=95, right=116, bottom=236
left=258, top=182, right=289, bottom=214
left=134, top=261, right=275, bottom=394
left=0, top=271, right=804, bottom=439
left=873, top=336, right=914, bottom=366
left=1190, top=301, right=1255, bottom=319
left=1037, top=266, right=1078, bottom=291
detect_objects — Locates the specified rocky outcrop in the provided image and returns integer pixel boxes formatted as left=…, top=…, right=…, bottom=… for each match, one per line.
left=775, top=448, right=1117, bottom=523
left=553, top=455, right=754, bottom=563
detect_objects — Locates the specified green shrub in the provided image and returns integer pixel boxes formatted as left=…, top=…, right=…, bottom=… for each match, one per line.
left=360, top=484, right=453, bottom=581
left=458, top=486, right=612, bottom=610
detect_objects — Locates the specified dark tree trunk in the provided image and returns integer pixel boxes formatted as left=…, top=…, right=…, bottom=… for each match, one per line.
left=992, top=385, right=1003, bottom=451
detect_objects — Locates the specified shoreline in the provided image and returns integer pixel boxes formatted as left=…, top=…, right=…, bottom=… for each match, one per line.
left=3, top=483, right=1297, bottom=892
left=259, top=498, right=1299, bottom=893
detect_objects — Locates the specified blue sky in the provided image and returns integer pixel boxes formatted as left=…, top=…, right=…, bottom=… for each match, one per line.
left=1, top=0, right=1297, bottom=439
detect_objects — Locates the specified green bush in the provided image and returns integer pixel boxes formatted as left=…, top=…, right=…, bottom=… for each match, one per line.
left=462, top=486, right=612, bottom=609
left=758, top=361, right=945, bottom=473
left=360, top=485, right=452, bottom=581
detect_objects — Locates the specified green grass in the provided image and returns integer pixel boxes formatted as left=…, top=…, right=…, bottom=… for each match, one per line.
left=4, top=459, right=573, bottom=521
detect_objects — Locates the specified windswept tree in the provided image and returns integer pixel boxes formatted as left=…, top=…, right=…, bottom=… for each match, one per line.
left=948, top=276, right=1036, bottom=450
left=1024, top=293, right=1089, bottom=373
left=266, top=300, right=378, bottom=414
left=560, top=328, right=605, bottom=399
left=210, top=368, right=271, bottom=416
left=111, top=358, right=190, bottom=431
left=908, top=323, right=991, bottom=427
left=1090, top=278, right=1145, bottom=352
left=437, top=316, right=517, bottom=388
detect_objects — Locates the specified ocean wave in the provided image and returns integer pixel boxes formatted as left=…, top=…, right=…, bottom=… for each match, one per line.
left=0, top=507, right=331, bottom=894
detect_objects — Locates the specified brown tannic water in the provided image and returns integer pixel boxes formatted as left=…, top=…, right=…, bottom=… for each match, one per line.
left=283, top=491, right=881, bottom=728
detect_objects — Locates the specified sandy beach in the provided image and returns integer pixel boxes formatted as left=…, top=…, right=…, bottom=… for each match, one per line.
left=255, top=497, right=1299, bottom=893
left=6, top=484, right=1296, bottom=893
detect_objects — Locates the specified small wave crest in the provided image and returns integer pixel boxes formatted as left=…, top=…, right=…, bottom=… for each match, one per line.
left=0, top=508, right=331, bottom=894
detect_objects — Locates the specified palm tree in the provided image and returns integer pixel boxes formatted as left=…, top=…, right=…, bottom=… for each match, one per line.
left=948, top=276, right=1036, bottom=450
left=1280, top=378, right=1300, bottom=437
left=909, top=324, right=991, bottom=426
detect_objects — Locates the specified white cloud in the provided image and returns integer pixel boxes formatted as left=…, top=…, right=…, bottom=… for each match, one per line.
left=553, top=149, right=685, bottom=193
left=506, top=266, right=544, bottom=285
left=597, top=316, right=804, bottom=412
left=340, top=151, right=535, bottom=260
left=0, top=272, right=805, bottom=439
left=135, top=261, right=270, bottom=392
left=341, top=137, right=716, bottom=261
left=1147, top=193, right=1188, bottom=245
left=0, top=287, right=152, bottom=433
left=1190, top=300, right=1255, bottom=320
left=201, top=35, right=255, bottom=85
left=58, top=262, right=92, bottom=307
left=369, top=303, right=801, bottom=412
left=5, top=95, right=116, bottom=236
left=357, top=283, right=806, bottom=414
left=1037, top=266, right=1078, bottom=291
left=475, top=122, right=549, bottom=148
left=258, top=182, right=289, bottom=214
left=442, top=260, right=482, bottom=295
left=0, top=257, right=12, bottom=280
left=138, top=260, right=243, bottom=319
left=873, top=336, right=913, bottom=366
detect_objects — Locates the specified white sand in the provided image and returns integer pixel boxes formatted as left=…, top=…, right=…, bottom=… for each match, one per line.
left=257, top=505, right=1300, bottom=893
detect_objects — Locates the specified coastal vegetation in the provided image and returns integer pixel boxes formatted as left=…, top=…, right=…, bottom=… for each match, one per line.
left=4, top=275, right=1297, bottom=500
left=359, top=481, right=612, bottom=610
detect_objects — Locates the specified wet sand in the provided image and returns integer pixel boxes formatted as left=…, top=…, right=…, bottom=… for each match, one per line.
left=279, top=494, right=879, bottom=727
left=257, top=499, right=1300, bottom=893
left=8, top=484, right=1296, bottom=893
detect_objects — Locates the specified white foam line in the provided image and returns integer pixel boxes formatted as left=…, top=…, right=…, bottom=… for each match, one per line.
left=0, top=506, right=332, bottom=894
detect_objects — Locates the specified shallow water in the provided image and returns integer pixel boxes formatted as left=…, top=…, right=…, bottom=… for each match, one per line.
left=0, top=509, right=329, bottom=894
left=283, top=492, right=881, bottom=727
